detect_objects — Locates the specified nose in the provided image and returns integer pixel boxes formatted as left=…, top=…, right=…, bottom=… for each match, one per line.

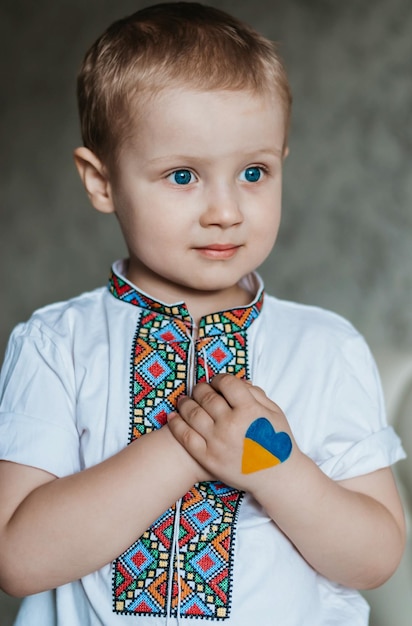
left=200, top=182, right=243, bottom=229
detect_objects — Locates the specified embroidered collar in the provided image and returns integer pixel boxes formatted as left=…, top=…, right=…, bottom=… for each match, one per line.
left=108, top=259, right=264, bottom=338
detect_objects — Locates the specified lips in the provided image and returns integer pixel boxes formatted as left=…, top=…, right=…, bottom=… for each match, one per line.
left=195, top=244, right=241, bottom=259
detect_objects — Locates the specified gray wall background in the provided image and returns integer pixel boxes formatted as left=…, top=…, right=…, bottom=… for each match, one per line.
left=1, top=0, right=412, bottom=358
left=0, top=1, right=411, bottom=623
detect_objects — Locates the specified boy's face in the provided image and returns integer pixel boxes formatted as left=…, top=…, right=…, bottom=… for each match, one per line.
left=99, top=87, right=286, bottom=307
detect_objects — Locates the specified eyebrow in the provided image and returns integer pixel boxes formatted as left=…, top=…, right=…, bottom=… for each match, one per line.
left=146, top=148, right=283, bottom=166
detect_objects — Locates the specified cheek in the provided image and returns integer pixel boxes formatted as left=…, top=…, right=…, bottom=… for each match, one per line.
left=256, top=205, right=281, bottom=241
left=256, top=229, right=279, bottom=264
left=118, top=203, right=170, bottom=241
left=135, top=220, right=182, bottom=259
left=251, top=206, right=281, bottom=261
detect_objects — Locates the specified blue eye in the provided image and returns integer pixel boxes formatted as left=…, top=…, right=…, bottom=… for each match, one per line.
left=168, top=169, right=195, bottom=185
left=240, top=167, right=263, bottom=183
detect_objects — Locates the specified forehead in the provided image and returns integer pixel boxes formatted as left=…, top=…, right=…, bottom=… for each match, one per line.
left=124, top=86, right=287, bottom=157
left=136, top=83, right=286, bottom=122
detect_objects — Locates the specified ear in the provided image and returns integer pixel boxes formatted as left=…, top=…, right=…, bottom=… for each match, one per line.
left=282, top=145, right=290, bottom=160
left=73, top=147, right=115, bottom=214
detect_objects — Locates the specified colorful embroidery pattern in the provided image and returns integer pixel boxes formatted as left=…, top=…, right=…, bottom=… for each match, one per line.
left=114, top=482, right=241, bottom=618
left=130, top=310, right=190, bottom=439
left=109, top=269, right=263, bottom=619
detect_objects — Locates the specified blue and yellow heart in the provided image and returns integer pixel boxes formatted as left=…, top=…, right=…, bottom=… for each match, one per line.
left=242, top=417, right=292, bottom=474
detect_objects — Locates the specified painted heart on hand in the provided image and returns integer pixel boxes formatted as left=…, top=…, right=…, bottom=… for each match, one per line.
left=242, top=417, right=292, bottom=474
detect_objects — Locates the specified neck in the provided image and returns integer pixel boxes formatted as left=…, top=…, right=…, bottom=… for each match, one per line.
left=184, top=284, right=253, bottom=330
left=124, top=264, right=254, bottom=326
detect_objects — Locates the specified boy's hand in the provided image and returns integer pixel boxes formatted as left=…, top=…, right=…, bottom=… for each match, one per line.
left=168, top=375, right=407, bottom=591
left=167, top=374, right=295, bottom=491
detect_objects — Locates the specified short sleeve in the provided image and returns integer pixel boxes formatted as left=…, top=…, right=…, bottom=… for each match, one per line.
left=0, top=320, right=81, bottom=477
left=315, top=333, right=406, bottom=481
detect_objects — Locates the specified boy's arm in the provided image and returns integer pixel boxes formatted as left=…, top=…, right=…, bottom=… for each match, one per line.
left=168, top=374, right=406, bottom=590
left=0, top=425, right=211, bottom=597
left=252, top=449, right=405, bottom=589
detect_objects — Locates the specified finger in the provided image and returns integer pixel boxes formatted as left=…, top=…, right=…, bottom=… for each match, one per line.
left=208, top=374, right=254, bottom=408
left=191, top=382, right=230, bottom=419
left=247, top=384, right=280, bottom=412
left=177, top=394, right=215, bottom=436
left=167, top=412, right=207, bottom=460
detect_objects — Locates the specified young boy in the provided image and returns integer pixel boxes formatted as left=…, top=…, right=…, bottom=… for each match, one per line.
left=0, top=3, right=406, bottom=625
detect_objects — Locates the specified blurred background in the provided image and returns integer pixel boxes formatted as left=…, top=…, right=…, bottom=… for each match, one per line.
left=2, top=0, right=412, bottom=359
left=1, top=0, right=411, bottom=624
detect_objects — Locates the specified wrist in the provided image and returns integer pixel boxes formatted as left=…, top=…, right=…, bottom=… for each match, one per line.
left=161, top=424, right=211, bottom=484
left=248, top=443, right=309, bottom=504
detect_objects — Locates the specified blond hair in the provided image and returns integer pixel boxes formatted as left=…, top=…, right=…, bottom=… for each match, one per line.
left=77, top=2, right=292, bottom=163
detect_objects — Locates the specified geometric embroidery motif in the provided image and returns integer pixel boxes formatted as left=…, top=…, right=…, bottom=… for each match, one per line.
left=130, top=310, right=189, bottom=440
left=109, top=268, right=263, bottom=619
left=114, top=482, right=242, bottom=619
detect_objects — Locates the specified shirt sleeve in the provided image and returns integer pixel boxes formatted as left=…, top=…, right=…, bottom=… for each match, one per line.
left=0, top=319, right=81, bottom=477
left=315, top=333, right=406, bottom=481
